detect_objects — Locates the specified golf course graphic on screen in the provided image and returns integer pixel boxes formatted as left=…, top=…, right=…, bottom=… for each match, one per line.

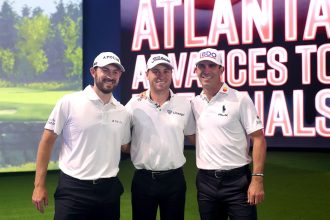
left=0, top=0, right=82, bottom=172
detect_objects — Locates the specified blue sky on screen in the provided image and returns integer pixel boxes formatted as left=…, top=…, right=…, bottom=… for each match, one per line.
left=0, top=0, right=80, bottom=16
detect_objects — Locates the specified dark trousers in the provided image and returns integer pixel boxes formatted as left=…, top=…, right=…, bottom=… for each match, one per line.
left=54, top=171, right=124, bottom=220
left=196, top=165, right=257, bottom=220
left=131, top=168, right=186, bottom=220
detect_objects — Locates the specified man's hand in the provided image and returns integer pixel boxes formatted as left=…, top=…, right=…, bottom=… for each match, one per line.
left=32, top=186, right=48, bottom=213
left=247, top=176, right=265, bottom=205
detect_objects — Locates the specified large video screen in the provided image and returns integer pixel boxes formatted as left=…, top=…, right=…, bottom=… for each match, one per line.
left=120, top=0, right=330, bottom=148
left=0, top=0, right=82, bottom=172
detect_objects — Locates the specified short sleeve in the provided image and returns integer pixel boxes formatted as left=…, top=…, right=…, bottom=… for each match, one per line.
left=184, top=100, right=196, bottom=136
left=239, top=93, right=263, bottom=135
left=121, top=111, right=131, bottom=145
left=44, top=96, right=68, bottom=135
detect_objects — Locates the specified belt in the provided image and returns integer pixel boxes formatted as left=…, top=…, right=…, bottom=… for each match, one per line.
left=199, top=164, right=249, bottom=179
left=136, top=167, right=182, bottom=180
left=87, top=178, right=114, bottom=185
left=61, top=171, right=115, bottom=185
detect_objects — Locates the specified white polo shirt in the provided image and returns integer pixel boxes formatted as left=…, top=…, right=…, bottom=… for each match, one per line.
left=191, top=83, right=263, bottom=170
left=125, top=89, right=195, bottom=171
left=45, top=85, right=131, bottom=180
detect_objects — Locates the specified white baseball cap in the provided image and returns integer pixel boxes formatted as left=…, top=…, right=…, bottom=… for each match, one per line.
left=93, top=52, right=125, bottom=72
left=195, top=48, right=223, bottom=66
left=147, top=54, right=173, bottom=70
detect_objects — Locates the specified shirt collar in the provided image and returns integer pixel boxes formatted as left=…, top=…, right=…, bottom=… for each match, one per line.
left=200, top=83, right=229, bottom=101
left=83, top=85, right=119, bottom=106
left=146, top=89, right=174, bottom=105
left=219, top=83, right=229, bottom=94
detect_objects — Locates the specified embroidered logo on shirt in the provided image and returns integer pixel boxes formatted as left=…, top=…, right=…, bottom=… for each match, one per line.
left=256, top=115, right=262, bottom=125
left=112, top=119, right=123, bottom=124
left=218, top=105, right=228, bottom=116
left=47, top=118, right=55, bottom=125
left=167, top=109, right=184, bottom=116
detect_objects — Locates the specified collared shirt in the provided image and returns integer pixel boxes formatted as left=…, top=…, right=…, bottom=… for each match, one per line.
left=45, top=85, right=131, bottom=180
left=191, top=83, right=263, bottom=170
left=125, top=89, right=195, bottom=171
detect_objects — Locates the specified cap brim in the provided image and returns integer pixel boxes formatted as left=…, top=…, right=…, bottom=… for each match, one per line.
left=94, top=62, right=125, bottom=72
left=112, top=63, right=125, bottom=72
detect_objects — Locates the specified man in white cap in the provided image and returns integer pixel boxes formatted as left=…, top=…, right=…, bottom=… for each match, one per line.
left=125, top=54, right=195, bottom=220
left=191, top=48, right=267, bottom=220
left=32, top=52, right=130, bottom=220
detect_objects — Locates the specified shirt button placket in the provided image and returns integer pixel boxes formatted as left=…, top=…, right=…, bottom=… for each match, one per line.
left=102, top=106, right=107, bottom=124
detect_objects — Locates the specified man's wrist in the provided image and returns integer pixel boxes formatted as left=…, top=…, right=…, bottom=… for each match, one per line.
left=251, top=173, right=264, bottom=177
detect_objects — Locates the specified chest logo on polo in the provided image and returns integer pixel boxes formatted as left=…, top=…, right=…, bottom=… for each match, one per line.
left=167, top=109, right=184, bottom=116
left=112, top=119, right=123, bottom=124
left=218, top=105, right=228, bottom=116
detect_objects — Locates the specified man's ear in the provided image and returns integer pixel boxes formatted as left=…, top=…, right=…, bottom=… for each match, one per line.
left=90, top=67, right=96, bottom=78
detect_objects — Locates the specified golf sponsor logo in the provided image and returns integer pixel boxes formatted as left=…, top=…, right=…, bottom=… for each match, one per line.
left=167, top=109, right=184, bottom=116
left=218, top=105, right=228, bottom=116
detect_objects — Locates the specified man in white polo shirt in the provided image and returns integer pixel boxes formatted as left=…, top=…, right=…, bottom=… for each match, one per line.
left=125, top=54, right=195, bottom=220
left=32, top=52, right=131, bottom=220
left=191, top=48, right=267, bottom=220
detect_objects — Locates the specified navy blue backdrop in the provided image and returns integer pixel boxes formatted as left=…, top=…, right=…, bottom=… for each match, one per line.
left=83, top=0, right=122, bottom=99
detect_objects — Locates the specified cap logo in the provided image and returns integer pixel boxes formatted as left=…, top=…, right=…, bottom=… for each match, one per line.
left=151, top=55, right=170, bottom=63
left=103, top=55, right=120, bottom=62
left=200, top=51, right=217, bottom=59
